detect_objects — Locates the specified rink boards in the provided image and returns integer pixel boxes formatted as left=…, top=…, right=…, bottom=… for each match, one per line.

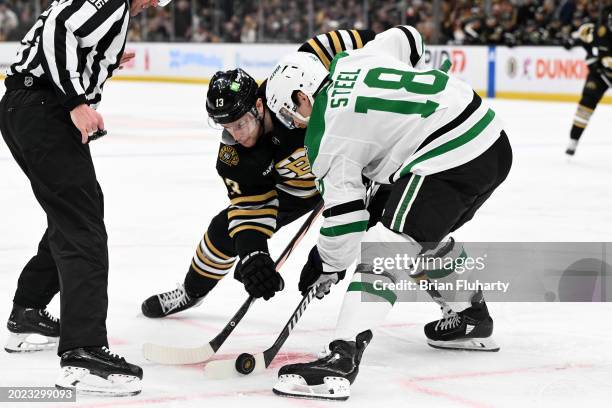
left=1, top=42, right=611, bottom=104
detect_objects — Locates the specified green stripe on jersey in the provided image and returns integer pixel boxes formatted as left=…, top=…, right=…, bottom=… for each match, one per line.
left=304, top=82, right=331, bottom=167
left=399, top=108, right=496, bottom=178
left=329, top=51, right=348, bottom=76
left=347, top=282, right=397, bottom=305
left=305, top=51, right=348, bottom=167
left=320, top=220, right=368, bottom=237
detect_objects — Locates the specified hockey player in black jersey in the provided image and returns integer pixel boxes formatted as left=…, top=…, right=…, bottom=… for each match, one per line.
left=141, top=29, right=376, bottom=318
left=566, top=6, right=612, bottom=156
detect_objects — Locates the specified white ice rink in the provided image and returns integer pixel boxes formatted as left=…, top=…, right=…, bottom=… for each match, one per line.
left=1, top=81, right=611, bottom=408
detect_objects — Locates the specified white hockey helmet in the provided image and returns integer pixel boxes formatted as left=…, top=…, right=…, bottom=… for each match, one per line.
left=266, top=52, right=329, bottom=129
left=157, top=0, right=173, bottom=7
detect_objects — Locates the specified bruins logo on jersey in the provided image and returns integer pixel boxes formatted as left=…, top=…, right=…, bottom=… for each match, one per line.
left=219, top=145, right=239, bottom=166
left=276, top=148, right=312, bottom=177
left=275, top=148, right=317, bottom=198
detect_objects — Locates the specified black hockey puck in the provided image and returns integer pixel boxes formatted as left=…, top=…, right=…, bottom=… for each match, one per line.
left=235, top=353, right=256, bottom=375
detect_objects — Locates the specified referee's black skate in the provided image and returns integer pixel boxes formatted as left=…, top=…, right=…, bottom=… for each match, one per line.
left=273, top=330, right=373, bottom=401
left=5, top=304, right=59, bottom=353
left=56, top=347, right=143, bottom=396
left=141, top=283, right=204, bottom=318
left=425, top=299, right=499, bottom=352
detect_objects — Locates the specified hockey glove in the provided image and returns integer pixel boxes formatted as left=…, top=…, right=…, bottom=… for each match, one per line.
left=299, top=246, right=345, bottom=299
left=235, top=251, right=284, bottom=300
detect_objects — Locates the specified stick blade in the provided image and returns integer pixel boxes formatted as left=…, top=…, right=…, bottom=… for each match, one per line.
left=204, top=352, right=266, bottom=379
left=142, top=342, right=215, bottom=364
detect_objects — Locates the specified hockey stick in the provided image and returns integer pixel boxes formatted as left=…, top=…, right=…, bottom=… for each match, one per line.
left=600, top=71, right=612, bottom=88
left=142, top=201, right=324, bottom=364
left=204, top=284, right=318, bottom=378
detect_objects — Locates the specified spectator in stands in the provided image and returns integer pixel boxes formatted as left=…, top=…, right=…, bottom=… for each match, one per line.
left=147, top=7, right=172, bottom=41
left=174, top=0, right=193, bottom=41
left=0, top=0, right=18, bottom=42
left=240, top=14, right=257, bottom=43
left=0, top=0, right=608, bottom=46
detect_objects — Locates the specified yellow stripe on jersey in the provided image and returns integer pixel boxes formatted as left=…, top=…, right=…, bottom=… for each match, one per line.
left=196, top=246, right=234, bottom=270
left=227, top=208, right=279, bottom=218
left=329, top=31, right=343, bottom=55
left=229, top=225, right=274, bottom=238
left=308, top=39, right=331, bottom=69
left=284, top=179, right=316, bottom=188
left=191, top=260, right=225, bottom=280
left=230, top=190, right=278, bottom=205
left=204, top=232, right=232, bottom=260
left=351, top=30, right=363, bottom=48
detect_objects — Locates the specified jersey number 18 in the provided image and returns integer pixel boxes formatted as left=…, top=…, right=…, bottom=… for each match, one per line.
left=355, top=67, right=449, bottom=118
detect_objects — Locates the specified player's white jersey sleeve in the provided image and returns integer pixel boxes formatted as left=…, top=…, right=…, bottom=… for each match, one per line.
left=359, top=25, right=426, bottom=69
left=307, top=137, right=370, bottom=272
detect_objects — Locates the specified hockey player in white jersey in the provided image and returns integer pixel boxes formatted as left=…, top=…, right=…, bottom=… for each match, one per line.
left=265, top=25, right=512, bottom=400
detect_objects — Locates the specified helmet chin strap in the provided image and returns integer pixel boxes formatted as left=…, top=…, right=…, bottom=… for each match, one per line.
left=251, top=106, right=266, bottom=136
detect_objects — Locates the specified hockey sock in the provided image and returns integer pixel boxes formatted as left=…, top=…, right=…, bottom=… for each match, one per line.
left=334, top=224, right=421, bottom=340
left=570, top=104, right=594, bottom=140
left=334, top=264, right=397, bottom=340
left=184, top=232, right=236, bottom=298
left=409, top=239, right=477, bottom=312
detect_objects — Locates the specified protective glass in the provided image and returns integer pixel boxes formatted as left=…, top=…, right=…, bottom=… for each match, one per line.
left=208, top=116, right=254, bottom=132
left=223, top=115, right=257, bottom=133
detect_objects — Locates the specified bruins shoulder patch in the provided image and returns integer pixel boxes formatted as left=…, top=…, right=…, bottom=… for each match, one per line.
left=598, top=25, right=607, bottom=38
left=219, top=145, right=239, bottom=166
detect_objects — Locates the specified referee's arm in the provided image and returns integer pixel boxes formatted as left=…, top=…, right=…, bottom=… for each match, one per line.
left=40, top=0, right=128, bottom=111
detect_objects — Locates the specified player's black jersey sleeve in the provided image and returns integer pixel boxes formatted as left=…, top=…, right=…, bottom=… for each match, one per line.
left=298, top=29, right=376, bottom=69
left=576, top=21, right=612, bottom=75
left=216, top=139, right=278, bottom=256
left=593, top=25, right=612, bottom=76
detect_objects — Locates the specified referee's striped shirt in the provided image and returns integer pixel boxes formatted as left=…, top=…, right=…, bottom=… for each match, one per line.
left=6, top=0, right=130, bottom=110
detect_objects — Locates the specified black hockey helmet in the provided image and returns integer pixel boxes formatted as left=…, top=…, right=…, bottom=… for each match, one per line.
left=206, top=68, right=258, bottom=124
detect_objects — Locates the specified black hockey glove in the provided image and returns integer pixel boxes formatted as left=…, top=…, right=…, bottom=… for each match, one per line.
left=299, top=246, right=345, bottom=299
left=235, top=251, right=284, bottom=300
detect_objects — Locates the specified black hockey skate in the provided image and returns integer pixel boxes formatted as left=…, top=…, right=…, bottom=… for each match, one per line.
left=5, top=304, right=59, bottom=353
left=56, top=346, right=143, bottom=396
left=141, top=283, right=204, bottom=318
left=425, top=299, right=499, bottom=352
left=565, top=139, right=578, bottom=156
left=273, top=330, right=373, bottom=401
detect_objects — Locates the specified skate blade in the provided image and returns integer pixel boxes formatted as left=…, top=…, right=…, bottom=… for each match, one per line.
left=273, top=375, right=350, bottom=401
left=5, top=333, right=58, bottom=353
left=427, top=336, right=500, bottom=352
left=56, top=367, right=142, bottom=397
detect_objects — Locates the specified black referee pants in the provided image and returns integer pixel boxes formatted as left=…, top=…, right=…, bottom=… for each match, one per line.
left=0, top=88, right=109, bottom=355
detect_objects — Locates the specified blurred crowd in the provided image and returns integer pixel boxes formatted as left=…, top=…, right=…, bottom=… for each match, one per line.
left=0, top=0, right=609, bottom=46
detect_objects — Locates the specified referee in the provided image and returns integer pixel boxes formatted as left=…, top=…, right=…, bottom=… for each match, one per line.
left=1, top=0, right=171, bottom=397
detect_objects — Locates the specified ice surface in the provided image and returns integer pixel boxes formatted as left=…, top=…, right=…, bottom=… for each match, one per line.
left=1, top=81, right=611, bottom=407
